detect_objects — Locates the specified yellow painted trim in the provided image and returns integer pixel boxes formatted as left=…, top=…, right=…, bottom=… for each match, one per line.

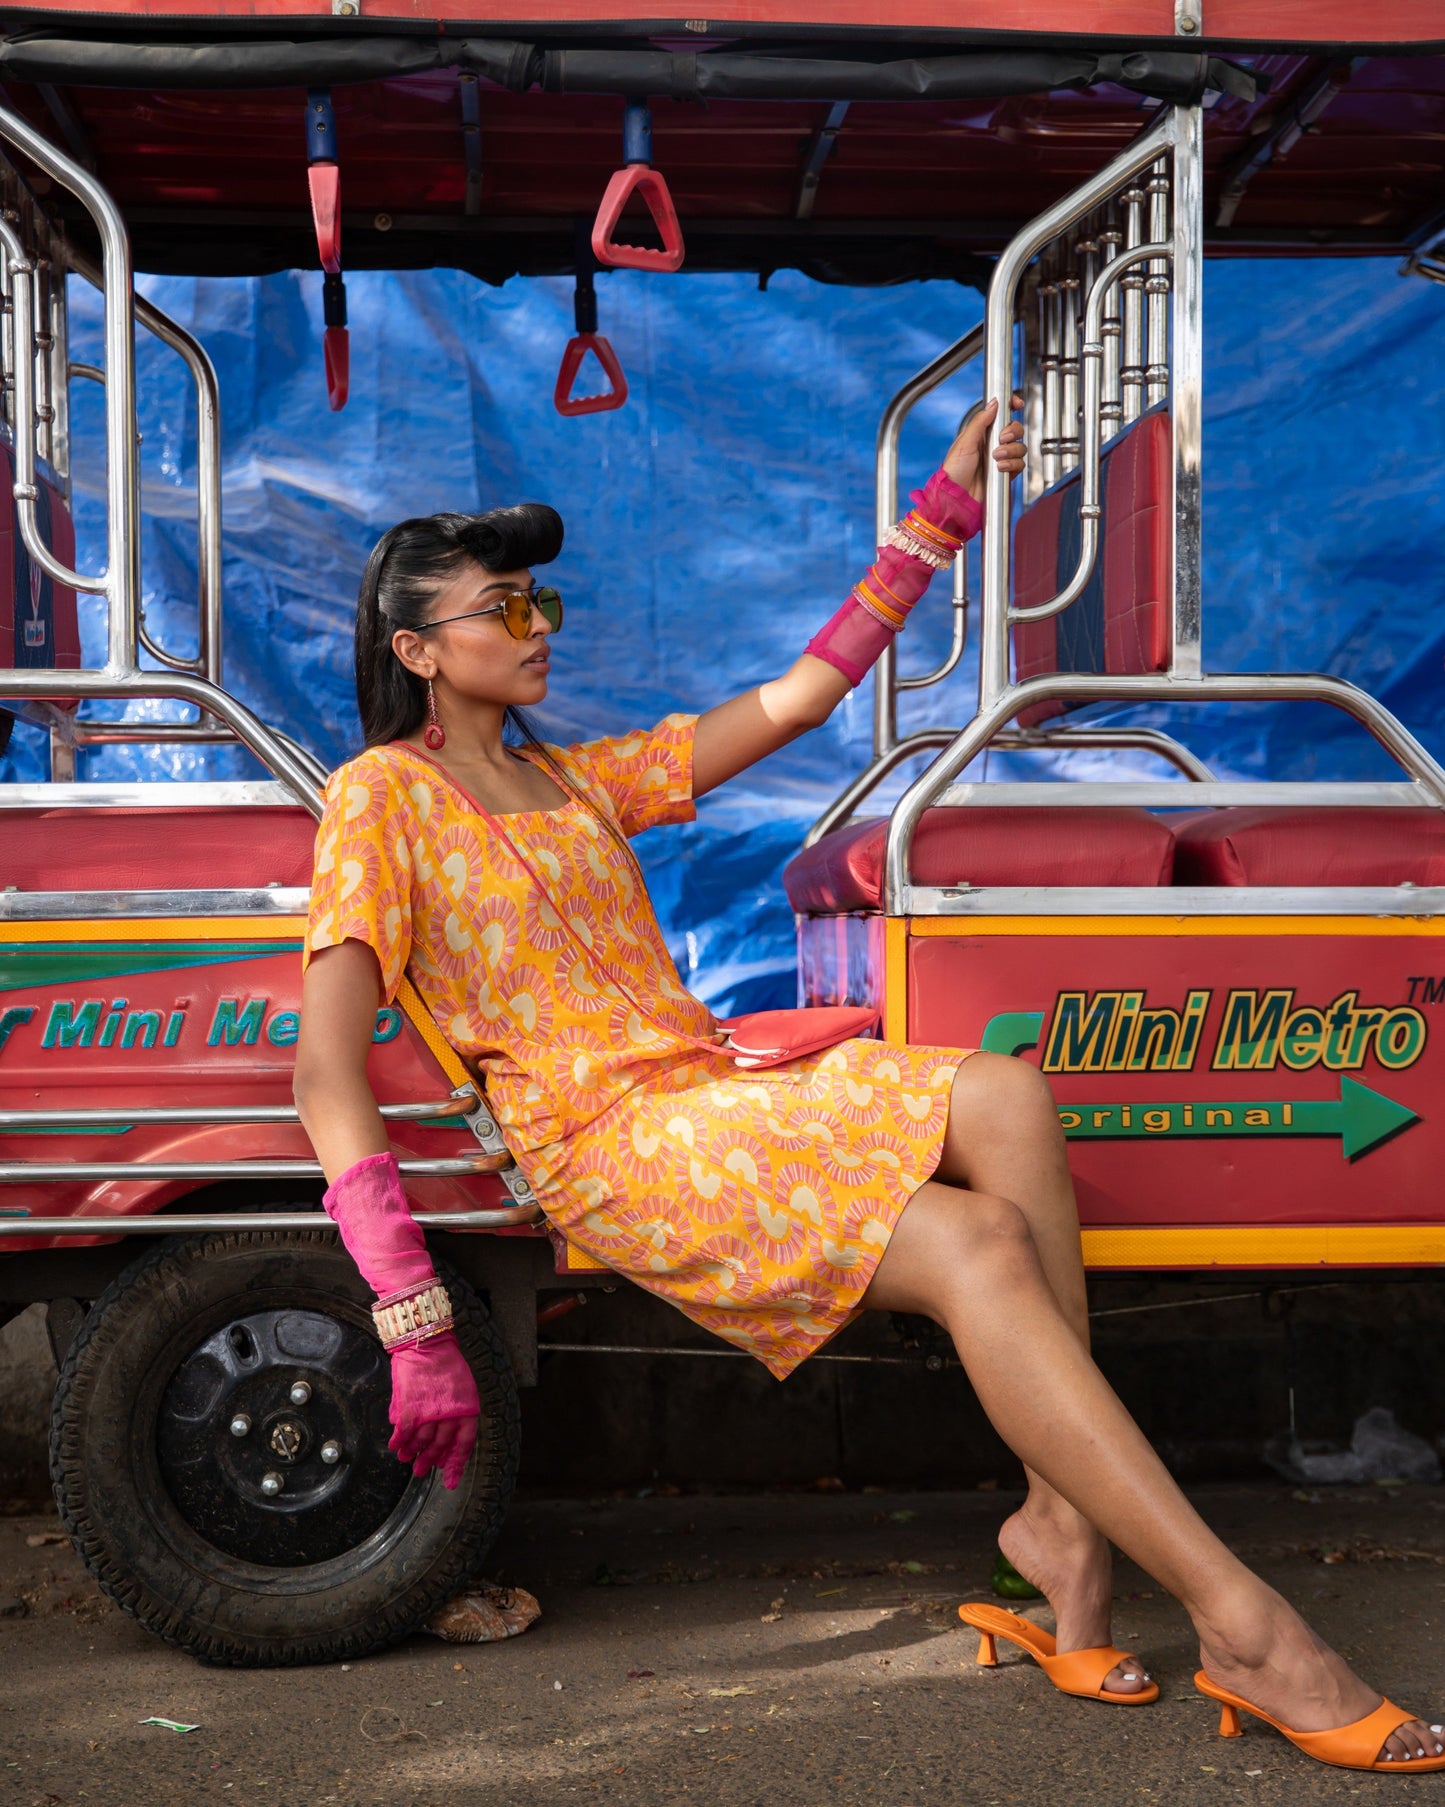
left=0, top=915, right=307, bottom=943
left=883, top=916, right=909, bottom=1043
left=910, top=915, right=1445, bottom=940
left=1081, top=1224, right=1445, bottom=1269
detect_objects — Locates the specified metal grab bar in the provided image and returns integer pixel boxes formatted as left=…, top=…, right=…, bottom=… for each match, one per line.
left=0, top=101, right=139, bottom=665
left=803, top=730, right=956, bottom=849
left=0, top=1203, right=544, bottom=1235
left=67, top=253, right=224, bottom=686
left=872, top=322, right=984, bottom=754
left=0, top=667, right=326, bottom=813
left=979, top=111, right=1175, bottom=711
left=1008, top=240, right=1171, bottom=627
left=0, top=221, right=98, bottom=594
left=882, top=670, right=1445, bottom=911
left=0, top=1095, right=476, bottom=1131
left=993, top=724, right=1215, bottom=782
left=0, top=1152, right=510, bottom=1183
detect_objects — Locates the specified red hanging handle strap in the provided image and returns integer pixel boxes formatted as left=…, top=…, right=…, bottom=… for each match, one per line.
left=590, top=101, right=685, bottom=274
left=554, top=332, right=628, bottom=416
left=591, top=165, right=684, bottom=274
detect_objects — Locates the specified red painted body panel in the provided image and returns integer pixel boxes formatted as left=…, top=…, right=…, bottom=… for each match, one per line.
left=903, top=928, right=1439, bottom=1230
left=0, top=932, right=509, bottom=1253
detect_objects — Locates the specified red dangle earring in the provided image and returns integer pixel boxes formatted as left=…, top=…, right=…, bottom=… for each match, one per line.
left=424, top=678, right=446, bottom=750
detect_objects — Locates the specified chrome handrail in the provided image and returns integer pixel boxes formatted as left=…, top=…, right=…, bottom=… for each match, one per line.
left=872, top=323, right=984, bottom=754
left=0, top=1095, right=475, bottom=1131
left=883, top=670, right=1445, bottom=911
left=979, top=110, right=1175, bottom=709
left=68, top=252, right=224, bottom=686
left=0, top=101, right=139, bottom=665
left=0, top=107, right=321, bottom=810
left=0, top=1203, right=544, bottom=1236
left=1008, top=241, right=1171, bottom=627
left=0, top=1152, right=509, bottom=1183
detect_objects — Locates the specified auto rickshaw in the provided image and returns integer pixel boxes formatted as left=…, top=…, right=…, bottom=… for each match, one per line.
left=0, top=1, right=1441, bottom=1664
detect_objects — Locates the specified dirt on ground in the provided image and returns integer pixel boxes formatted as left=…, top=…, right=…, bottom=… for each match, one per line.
left=1, top=1482, right=1443, bottom=1807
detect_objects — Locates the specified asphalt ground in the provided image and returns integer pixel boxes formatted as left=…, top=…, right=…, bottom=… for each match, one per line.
left=1, top=1482, right=1443, bottom=1807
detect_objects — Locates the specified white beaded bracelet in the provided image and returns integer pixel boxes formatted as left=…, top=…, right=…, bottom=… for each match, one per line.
left=372, top=1280, right=455, bottom=1352
left=881, top=522, right=955, bottom=570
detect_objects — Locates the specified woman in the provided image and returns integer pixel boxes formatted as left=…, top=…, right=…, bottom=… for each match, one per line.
left=295, top=402, right=1441, bottom=1774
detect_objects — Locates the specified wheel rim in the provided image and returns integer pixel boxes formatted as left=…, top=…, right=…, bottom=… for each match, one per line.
left=157, top=1304, right=417, bottom=1567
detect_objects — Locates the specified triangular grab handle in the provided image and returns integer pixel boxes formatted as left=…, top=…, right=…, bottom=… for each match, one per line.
left=554, top=332, right=628, bottom=416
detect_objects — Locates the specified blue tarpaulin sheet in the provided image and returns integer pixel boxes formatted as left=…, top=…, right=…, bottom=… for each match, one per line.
left=4, top=261, right=1442, bottom=1011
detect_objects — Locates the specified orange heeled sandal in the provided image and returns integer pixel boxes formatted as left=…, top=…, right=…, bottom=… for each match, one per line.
left=1195, top=1672, right=1445, bottom=1773
left=957, top=1603, right=1159, bottom=1706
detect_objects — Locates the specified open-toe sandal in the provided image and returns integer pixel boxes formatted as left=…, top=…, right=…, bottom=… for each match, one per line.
left=957, top=1603, right=1158, bottom=1706
left=1195, top=1672, right=1445, bottom=1773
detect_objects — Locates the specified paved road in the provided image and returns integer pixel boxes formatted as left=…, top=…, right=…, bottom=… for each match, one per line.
left=1, top=1483, right=1442, bottom=1806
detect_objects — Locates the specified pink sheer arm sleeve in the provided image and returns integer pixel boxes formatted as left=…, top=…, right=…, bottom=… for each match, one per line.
left=805, top=469, right=984, bottom=687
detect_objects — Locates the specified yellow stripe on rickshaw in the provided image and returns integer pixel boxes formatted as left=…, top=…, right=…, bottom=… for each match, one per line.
left=1080, top=1224, right=1445, bottom=1268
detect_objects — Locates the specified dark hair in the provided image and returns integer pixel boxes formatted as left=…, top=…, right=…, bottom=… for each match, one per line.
left=354, top=502, right=564, bottom=749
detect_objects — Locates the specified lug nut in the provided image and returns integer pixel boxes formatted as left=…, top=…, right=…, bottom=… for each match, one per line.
left=289, top=1381, right=312, bottom=1406
left=320, top=1440, right=342, bottom=1465
left=260, top=1471, right=285, bottom=1497
left=229, top=1414, right=252, bottom=1437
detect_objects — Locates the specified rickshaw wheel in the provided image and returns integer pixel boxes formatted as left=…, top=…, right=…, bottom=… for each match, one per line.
left=49, top=1225, right=519, bottom=1667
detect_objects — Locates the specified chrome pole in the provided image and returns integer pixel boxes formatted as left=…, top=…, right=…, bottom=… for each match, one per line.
left=1057, top=257, right=1081, bottom=472
left=1145, top=157, right=1171, bottom=408
left=0, top=102, right=139, bottom=673
left=1120, top=183, right=1146, bottom=425
left=47, top=263, right=69, bottom=493
left=871, top=321, right=985, bottom=757
left=1009, top=240, right=1169, bottom=626
left=978, top=113, right=1175, bottom=716
left=0, top=218, right=99, bottom=597
left=0, top=1203, right=543, bottom=1236
left=1099, top=205, right=1123, bottom=432
left=1170, top=106, right=1205, bottom=680
left=1039, top=259, right=1061, bottom=488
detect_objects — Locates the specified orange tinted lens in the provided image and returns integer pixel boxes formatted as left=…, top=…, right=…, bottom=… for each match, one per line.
left=501, top=592, right=534, bottom=638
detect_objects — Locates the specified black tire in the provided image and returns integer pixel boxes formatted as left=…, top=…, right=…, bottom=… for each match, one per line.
left=50, top=1227, right=519, bottom=1667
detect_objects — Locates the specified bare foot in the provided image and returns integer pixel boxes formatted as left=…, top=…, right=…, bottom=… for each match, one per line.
left=1197, top=1584, right=1442, bottom=1766
left=998, top=1497, right=1149, bottom=1697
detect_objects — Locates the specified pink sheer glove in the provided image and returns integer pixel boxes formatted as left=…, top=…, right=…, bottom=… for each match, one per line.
left=806, top=468, right=984, bottom=686
left=323, top=1151, right=480, bottom=1490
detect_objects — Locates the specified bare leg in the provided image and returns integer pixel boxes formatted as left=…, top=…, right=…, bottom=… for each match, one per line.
left=862, top=1181, right=1439, bottom=1763
left=933, top=1054, right=1142, bottom=1692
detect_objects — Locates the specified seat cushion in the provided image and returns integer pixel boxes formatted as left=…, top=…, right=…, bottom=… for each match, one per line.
left=1172, top=807, right=1445, bottom=887
left=0, top=807, right=320, bottom=892
left=783, top=806, right=1176, bottom=913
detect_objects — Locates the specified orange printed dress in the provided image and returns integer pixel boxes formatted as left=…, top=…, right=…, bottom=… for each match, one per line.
left=305, top=715, right=963, bottom=1379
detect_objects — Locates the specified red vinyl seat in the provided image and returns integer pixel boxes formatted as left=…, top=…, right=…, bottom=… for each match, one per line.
left=783, top=806, right=1176, bottom=913
left=1012, top=407, right=1172, bottom=727
left=0, top=807, right=320, bottom=892
left=1172, top=807, right=1445, bottom=887
left=0, top=442, right=81, bottom=710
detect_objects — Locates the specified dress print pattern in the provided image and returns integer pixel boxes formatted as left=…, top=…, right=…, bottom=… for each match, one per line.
left=306, top=715, right=965, bottom=1379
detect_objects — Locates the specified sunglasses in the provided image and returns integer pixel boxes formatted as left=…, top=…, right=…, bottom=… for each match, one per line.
left=422, top=586, right=563, bottom=640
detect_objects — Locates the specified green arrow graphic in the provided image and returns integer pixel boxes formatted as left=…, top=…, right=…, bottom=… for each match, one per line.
left=1059, top=1077, right=1419, bottom=1163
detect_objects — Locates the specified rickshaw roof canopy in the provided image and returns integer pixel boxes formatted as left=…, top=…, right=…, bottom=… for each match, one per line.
left=0, top=4, right=1438, bottom=282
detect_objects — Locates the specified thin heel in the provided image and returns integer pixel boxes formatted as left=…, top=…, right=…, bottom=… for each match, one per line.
left=1218, top=1702, right=1242, bottom=1738
left=976, top=1632, right=998, bottom=1667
